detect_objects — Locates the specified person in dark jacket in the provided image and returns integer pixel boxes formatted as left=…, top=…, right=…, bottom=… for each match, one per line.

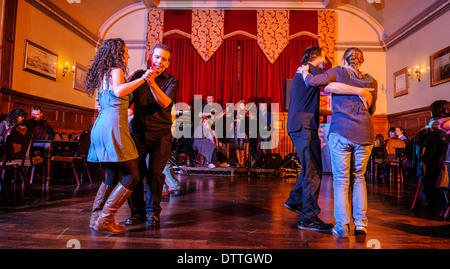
left=25, top=106, right=55, bottom=140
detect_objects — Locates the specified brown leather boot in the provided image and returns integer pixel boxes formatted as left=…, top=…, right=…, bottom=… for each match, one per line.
left=94, top=183, right=132, bottom=234
left=89, top=182, right=115, bottom=229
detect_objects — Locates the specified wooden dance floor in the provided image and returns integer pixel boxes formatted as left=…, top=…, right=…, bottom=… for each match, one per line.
left=0, top=171, right=449, bottom=252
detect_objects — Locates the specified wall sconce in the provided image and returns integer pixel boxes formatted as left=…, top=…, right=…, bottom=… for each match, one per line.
left=62, top=62, right=75, bottom=77
left=408, top=66, right=422, bottom=82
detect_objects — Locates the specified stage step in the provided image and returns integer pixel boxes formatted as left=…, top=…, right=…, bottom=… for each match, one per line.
left=173, top=165, right=299, bottom=177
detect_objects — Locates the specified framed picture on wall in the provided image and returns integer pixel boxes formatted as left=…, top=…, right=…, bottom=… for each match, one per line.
left=393, top=67, right=409, bottom=98
left=73, top=62, right=88, bottom=92
left=23, top=39, right=58, bottom=81
left=430, top=46, right=450, bottom=87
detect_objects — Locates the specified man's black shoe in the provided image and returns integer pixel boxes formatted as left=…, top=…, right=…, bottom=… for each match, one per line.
left=125, top=214, right=146, bottom=225
left=284, top=203, right=302, bottom=214
left=147, top=215, right=160, bottom=227
left=298, top=216, right=333, bottom=232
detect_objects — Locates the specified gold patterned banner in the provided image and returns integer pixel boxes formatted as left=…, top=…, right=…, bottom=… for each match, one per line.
left=257, top=10, right=290, bottom=64
left=318, top=11, right=336, bottom=66
left=191, top=10, right=225, bottom=62
left=146, top=9, right=164, bottom=62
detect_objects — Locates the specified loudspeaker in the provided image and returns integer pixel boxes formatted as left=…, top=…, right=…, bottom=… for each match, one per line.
left=285, top=79, right=293, bottom=110
left=255, top=153, right=283, bottom=169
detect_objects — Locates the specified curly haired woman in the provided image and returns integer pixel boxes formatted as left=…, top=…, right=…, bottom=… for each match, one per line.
left=0, top=108, right=27, bottom=144
left=86, top=38, right=151, bottom=234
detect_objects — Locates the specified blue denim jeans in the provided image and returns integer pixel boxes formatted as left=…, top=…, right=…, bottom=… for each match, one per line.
left=328, top=133, right=373, bottom=233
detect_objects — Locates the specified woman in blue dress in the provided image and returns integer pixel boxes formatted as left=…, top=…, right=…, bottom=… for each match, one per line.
left=85, top=38, right=151, bottom=234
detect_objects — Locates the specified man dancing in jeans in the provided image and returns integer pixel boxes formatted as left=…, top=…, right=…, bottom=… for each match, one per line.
left=298, top=47, right=377, bottom=237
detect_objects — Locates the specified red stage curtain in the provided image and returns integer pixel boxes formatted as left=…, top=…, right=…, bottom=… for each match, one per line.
left=241, top=39, right=318, bottom=109
left=164, top=37, right=318, bottom=111
left=159, top=10, right=322, bottom=111
left=164, top=38, right=240, bottom=108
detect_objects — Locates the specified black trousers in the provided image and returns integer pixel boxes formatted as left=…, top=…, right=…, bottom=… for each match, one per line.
left=127, top=131, right=173, bottom=217
left=286, top=127, right=323, bottom=221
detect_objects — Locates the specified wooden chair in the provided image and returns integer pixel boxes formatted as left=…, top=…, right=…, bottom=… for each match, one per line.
left=371, top=146, right=386, bottom=183
left=60, top=133, right=69, bottom=141
left=51, top=130, right=92, bottom=185
left=0, top=124, right=43, bottom=203
left=385, top=137, right=406, bottom=183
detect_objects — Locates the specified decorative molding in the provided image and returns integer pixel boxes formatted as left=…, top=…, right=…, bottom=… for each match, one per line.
left=335, top=41, right=385, bottom=52
left=387, top=106, right=430, bottom=119
left=132, top=30, right=317, bottom=43
left=1, top=0, right=18, bottom=90
left=99, top=3, right=146, bottom=39
left=24, top=0, right=101, bottom=47
left=99, top=2, right=383, bottom=51
left=383, top=0, right=449, bottom=49
left=323, top=0, right=341, bottom=9
left=142, top=0, right=160, bottom=8
left=387, top=106, right=431, bottom=140
left=335, top=5, right=386, bottom=46
left=157, top=1, right=322, bottom=10
left=99, top=1, right=449, bottom=53
left=224, top=30, right=256, bottom=40
left=0, top=87, right=96, bottom=134
left=164, top=29, right=191, bottom=39
left=289, top=31, right=319, bottom=40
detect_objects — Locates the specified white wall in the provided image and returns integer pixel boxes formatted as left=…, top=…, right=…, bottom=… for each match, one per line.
left=103, top=8, right=148, bottom=73
left=12, top=0, right=96, bottom=109
left=335, top=10, right=387, bottom=115
left=385, top=10, right=450, bottom=114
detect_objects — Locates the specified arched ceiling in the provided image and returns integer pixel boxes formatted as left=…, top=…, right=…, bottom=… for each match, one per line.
left=43, top=0, right=449, bottom=47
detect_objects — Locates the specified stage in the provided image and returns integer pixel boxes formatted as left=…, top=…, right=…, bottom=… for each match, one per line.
left=174, top=164, right=300, bottom=177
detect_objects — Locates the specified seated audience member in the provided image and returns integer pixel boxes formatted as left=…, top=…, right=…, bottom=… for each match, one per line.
left=388, top=127, right=396, bottom=138
left=426, top=100, right=450, bottom=129
left=436, top=118, right=450, bottom=190
left=193, top=117, right=227, bottom=168
left=408, top=100, right=450, bottom=207
left=25, top=106, right=55, bottom=140
left=0, top=108, right=28, bottom=144
left=374, top=134, right=384, bottom=147
left=440, top=119, right=450, bottom=193
left=395, top=126, right=408, bottom=143
left=384, top=127, right=402, bottom=155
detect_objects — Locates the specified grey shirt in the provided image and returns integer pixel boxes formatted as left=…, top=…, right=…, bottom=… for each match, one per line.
left=304, top=66, right=377, bottom=145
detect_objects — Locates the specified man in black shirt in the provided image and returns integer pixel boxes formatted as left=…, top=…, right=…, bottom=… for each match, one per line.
left=125, top=44, right=179, bottom=227
left=25, top=106, right=55, bottom=140
left=284, top=46, right=332, bottom=232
